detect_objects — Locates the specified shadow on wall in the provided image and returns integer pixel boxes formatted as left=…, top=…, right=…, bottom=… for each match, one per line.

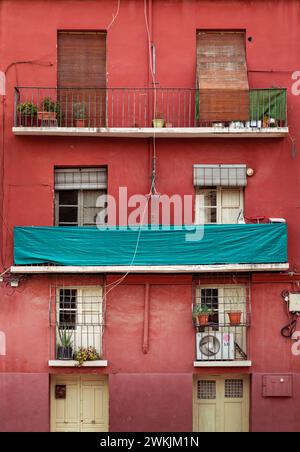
left=0, top=332, right=6, bottom=356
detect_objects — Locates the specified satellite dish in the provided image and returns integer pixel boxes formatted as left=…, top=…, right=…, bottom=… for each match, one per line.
left=199, top=335, right=220, bottom=357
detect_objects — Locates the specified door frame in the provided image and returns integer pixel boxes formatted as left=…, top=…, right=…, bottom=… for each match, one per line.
left=193, top=374, right=250, bottom=433
left=50, top=374, right=109, bottom=432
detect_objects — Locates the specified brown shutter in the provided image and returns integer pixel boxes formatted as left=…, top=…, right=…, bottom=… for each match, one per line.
left=58, top=31, right=107, bottom=126
left=197, top=32, right=249, bottom=122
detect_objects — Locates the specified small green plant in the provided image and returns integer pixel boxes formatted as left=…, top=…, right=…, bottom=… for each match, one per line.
left=17, top=102, right=37, bottom=116
left=58, top=329, right=73, bottom=348
left=73, top=102, right=86, bottom=120
left=193, top=304, right=212, bottom=318
left=74, top=346, right=100, bottom=366
left=41, top=97, right=59, bottom=112
left=40, top=97, right=61, bottom=121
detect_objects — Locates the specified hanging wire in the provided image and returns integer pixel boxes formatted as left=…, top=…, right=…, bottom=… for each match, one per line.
left=103, top=0, right=160, bottom=299
left=107, top=0, right=121, bottom=30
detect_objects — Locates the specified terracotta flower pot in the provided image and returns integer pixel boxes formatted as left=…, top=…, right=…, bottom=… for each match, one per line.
left=198, top=313, right=210, bottom=326
left=75, top=119, right=86, bottom=128
left=228, top=311, right=242, bottom=326
left=38, top=111, right=57, bottom=121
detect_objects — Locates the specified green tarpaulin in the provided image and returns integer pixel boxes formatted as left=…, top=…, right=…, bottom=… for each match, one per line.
left=14, top=224, right=288, bottom=267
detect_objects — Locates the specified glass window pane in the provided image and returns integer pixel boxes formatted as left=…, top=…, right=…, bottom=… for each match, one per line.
left=59, top=312, right=76, bottom=330
left=204, top=190, right=217, bottom=207
left=59, top=207, right=78, bottom=224
left=59, top=190, right=78, bottom=206
left=82, top=190, right=106, bottom=226
left=59, top=289, right=77, bottom=309
left=205, top=207, right=217, bottom=223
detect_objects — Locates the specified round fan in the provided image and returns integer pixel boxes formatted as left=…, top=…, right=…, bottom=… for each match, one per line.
left=199, top=335, right=221, bottom=357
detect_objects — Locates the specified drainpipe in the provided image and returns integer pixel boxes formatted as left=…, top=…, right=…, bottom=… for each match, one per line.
left=142, top=283, right=151, bottom=354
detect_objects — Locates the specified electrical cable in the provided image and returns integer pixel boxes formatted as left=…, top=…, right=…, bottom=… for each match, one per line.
left=280, top=290, right=300, bottom=338
left=144, top=0, right=159, bottom=196
left=103, top=0, right=159, bottom=299
left=107, top=0, right=121, bottom=30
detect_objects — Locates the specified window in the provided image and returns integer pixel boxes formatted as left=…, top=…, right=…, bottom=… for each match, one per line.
left=195, top=285, right=248, bottom=360
left=195, top=187, right=244, bottom=224
left=56, top=286, right=104, bottom=358
left=193, top=164, right=246, bottom=224
left=195, top=285, right=247, bottom=327
left=54, top=168, right=107, bottom=226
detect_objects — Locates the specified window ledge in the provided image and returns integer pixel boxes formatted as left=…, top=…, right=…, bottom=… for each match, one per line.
left=194, top=361, right=252, bottom=368
left=48, top=360, right=108, bottom=368
left=12, top=126, right=289, bottom=139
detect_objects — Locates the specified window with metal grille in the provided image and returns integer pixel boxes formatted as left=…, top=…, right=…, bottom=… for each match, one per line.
left=54, top=168, right=107, bottom=226
left=197, top=380, right=216, bottom=400
left=195, top=187, right=244, bottom=224
left=225, top=379, right=244, bottom=398
left=55, top=286, right=104, bottom=359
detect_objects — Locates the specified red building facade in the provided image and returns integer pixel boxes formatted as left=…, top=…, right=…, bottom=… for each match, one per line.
left=0, top=0, right=300, bottom=432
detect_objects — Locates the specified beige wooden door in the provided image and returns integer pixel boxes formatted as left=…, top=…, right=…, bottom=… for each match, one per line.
left=193, top=376, right=249, bottom=432
left=51, top=375, right=108, bottom=432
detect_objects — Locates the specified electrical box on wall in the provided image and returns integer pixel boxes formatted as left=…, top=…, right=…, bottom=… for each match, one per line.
left=262, top=375, right=293, bottom=398
left=289, top=293, right=300, bottom=312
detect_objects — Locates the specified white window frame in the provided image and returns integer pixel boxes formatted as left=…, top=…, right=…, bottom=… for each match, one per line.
left=195, top=187, right=244, bottom=224
left=55, top=189, right=106, bottom=226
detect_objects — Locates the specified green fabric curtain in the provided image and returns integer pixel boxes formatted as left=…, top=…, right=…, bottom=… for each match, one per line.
left=250, top=89, right=287, bottom=121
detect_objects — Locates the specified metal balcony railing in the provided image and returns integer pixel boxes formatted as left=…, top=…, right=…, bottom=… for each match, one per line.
left=194, top=285, right=251, bottom=362
left=14, top=87, right=287, bottom=129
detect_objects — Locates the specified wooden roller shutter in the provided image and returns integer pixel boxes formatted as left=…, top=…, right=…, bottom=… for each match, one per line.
left=197, top=32, right=249, bottom=122
left=58, top=31, right=107, bottom=127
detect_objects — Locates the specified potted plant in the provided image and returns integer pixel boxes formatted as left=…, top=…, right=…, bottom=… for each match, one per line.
left=74, top=346, right=100, bottom=367
left=193, top=304, right=212, bottom=326
left=38, top=97, right=60, bottom=123
left=73, top=102, right=87, bottom=127
left=17, top=102, right=37, bottom=126
left=152, top=112, right=165, bottom=128
left=57, top=329, right=73, bottom=360
left=227, top=311, right=242, bottom=326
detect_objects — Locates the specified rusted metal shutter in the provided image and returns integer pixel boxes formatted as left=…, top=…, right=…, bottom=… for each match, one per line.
left=197, top=32, right=249, bottom=122
left=58, top=31, right=107, bottom=127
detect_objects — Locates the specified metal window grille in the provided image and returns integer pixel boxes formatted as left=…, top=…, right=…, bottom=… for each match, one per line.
left=49, top=285, right=105, bottom=360
left=194, top=280, right=251, bottom=362
left=55, top=168, right=107, bottom=190
left=225, top=379, right=244, bottom=398
left=197, top=380, right=216, bottom=400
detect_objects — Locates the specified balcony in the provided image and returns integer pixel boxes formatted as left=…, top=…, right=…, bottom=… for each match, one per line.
left=193, top=284, right=251, bottom=367
left=11, top=223, right=288, bottom=274
left=13, top=87, right=288, bottom=139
